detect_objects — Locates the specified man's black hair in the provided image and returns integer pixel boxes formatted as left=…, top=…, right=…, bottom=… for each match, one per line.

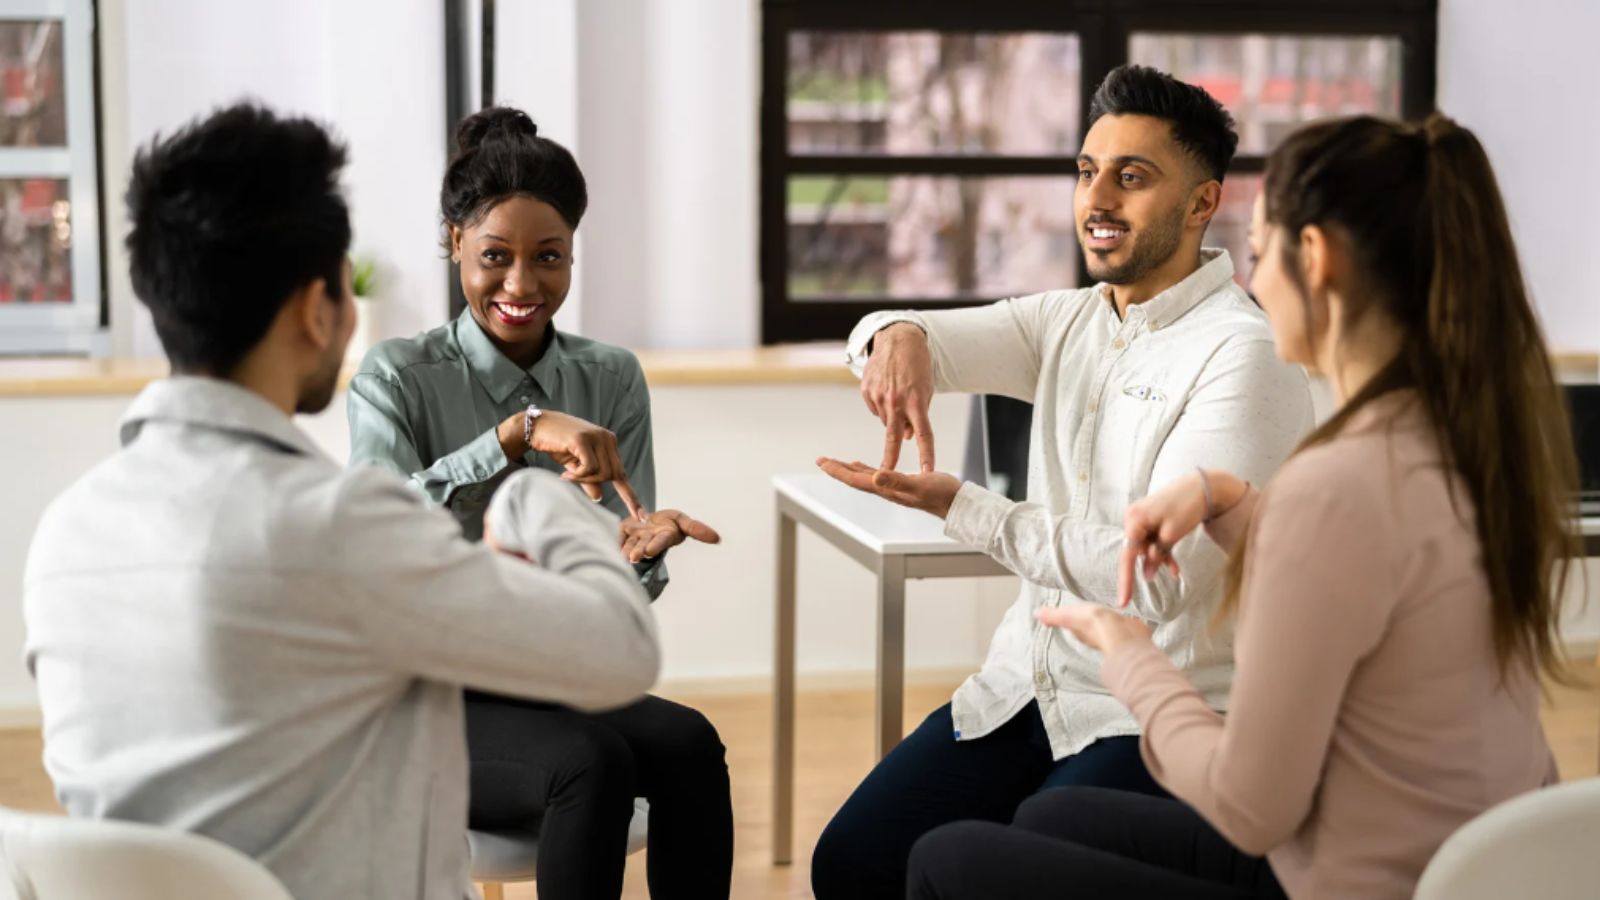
left=126, top=102, right=351, bottom=374
left=1088, top=64, right=1239, bottom=182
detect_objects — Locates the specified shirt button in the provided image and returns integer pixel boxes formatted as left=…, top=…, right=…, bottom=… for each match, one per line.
left=1112, top=339, right=1126, bottom=350
left=1087, top=402, right=1098, bottom=413
left=1035, top=671, right=1049, bottom=686
left=1078, top=471, right=1088, bottom=482
left=519, top=395, right=530, bottom=403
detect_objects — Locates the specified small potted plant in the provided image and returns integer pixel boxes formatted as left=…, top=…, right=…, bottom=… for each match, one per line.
left=346, top=255, right=379, bottom=362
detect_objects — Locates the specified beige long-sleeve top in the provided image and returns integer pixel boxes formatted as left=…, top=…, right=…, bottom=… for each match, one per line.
left=1103, top=393, right=1557, bottom=899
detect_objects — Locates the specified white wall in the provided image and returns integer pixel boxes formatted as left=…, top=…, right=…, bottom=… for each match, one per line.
left=0, top=387, right=1012, bottom=716
left=1438, top=0, right=1600, bottom=353
left=101, top=0, right=758, bottom=355
left=573, top=0, right=761, bottom=350
left=106, top=0, right=449, bottom=358
left=493, top=0, right=586, bottom=333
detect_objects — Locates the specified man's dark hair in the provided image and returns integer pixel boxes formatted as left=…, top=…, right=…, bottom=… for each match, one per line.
left=1088, top=65, right=1239, bottom=182
left=125, top=102, right=351, bottom=374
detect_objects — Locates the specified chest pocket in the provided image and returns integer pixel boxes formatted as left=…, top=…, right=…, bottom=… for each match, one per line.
left=1091, top=375, right=1175, bottom=504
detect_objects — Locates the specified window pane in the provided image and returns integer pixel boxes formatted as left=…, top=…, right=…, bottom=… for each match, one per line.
left=788, top=32, right=1081, bottom=156
left=1129, top=34, right=1402, bottom=155
left=0, top=21, right=66, bottom=147
left=1205, top=173, right=1262, bottom=287
left=788, top=175, right=1077, bottom=300
left=0, top=178, right=72, bottom=304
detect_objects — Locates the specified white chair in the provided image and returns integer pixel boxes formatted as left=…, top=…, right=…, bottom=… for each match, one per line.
left=1414, top=776, right=1600, bottom=900
left=470, top=798, right=649, bottom=900
left=0, top=807, right=292, bottom=900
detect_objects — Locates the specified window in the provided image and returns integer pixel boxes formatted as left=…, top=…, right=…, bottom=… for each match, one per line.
left=0, top=0, right=101, bottom=355
left=760, top=0, right=1437, bottom=343
left=785, top=33, right=1084, bottom=308
left=1130, top=33, right=1405, bottom=283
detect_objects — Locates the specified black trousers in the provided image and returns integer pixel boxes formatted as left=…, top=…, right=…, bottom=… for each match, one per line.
left=811, top=701, right=1169, bottom=900
left=464, top=691, right=733, bottom=900
left=908, top=787, right=1289, bottom=900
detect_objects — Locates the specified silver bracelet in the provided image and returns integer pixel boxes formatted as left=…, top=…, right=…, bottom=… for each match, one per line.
left=1196, top=467, right=1217, bottom=522
left=522, top=403, right=543, bottom=453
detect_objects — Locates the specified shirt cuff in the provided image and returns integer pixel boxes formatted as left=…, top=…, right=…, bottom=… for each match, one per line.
left=943, top=480, right=1013, bottom=550
left=845, top=312, right=928, bottom=379
left=448, top=426, right=514, bottom=484
left=635, top=553, right=669, bottom=602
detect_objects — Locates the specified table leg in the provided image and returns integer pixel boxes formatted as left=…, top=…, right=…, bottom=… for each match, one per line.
left=875, top=556, right=907, bottom=760
left=772, top=509, right=797, bottom=865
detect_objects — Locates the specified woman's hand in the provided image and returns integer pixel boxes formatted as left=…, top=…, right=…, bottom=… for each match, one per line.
left=500, top=409, right=643, bottom=518
left=1035, top=604, right=1153, bottom=654
left=619, top=510, right=722, bottom=563
left=1118, top=473, right=1208, bottom=607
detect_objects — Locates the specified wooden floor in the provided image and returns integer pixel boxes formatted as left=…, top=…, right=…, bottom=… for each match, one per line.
left=1, top=674, right=1595, bottom=900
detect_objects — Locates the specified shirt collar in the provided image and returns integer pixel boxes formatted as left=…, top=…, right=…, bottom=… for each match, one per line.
left=1098, top=248, right=1236, bottom=331
left=120, top=376, right=327, bottom=459
left=452, top=310, right=564, bottom=402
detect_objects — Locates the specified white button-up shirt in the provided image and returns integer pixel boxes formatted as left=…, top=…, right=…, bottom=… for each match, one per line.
left=847, top=250, right=1314, bottom=759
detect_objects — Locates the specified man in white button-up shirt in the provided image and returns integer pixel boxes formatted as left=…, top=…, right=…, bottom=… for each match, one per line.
left=23, top=104, right=659, bottom=900
left=811, top=66, right=1315, bottom=899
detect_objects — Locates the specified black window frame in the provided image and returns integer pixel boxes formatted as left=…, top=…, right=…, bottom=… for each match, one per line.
left=759, top=0, right=1437, bottom=344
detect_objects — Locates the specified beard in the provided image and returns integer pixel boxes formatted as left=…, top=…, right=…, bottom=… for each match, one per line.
left=1084, top=202, right=1187, bottom=285
left=297, top=329, right=347, bottom=415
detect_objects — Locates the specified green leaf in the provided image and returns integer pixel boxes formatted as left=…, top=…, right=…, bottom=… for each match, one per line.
left=350, top=255, right=378, bottom=298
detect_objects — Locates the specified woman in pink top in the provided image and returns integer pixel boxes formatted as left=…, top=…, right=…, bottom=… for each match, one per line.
left=907, top=113, right=1580, bottom=900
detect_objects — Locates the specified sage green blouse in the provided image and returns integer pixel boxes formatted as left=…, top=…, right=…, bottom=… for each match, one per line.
left=347, top=311, right=666, bottom=598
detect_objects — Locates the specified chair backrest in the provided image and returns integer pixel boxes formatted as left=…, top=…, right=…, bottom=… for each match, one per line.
left=0, top=808, right=293, bottom=900
left=1413, top=777, right=1600, bottom=900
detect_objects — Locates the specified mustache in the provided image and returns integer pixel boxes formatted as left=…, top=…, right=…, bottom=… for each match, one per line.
left=1082, top=216, right=1132, bottom=230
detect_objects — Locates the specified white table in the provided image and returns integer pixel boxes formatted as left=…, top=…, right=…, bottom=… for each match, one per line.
left=1583, top=516, right=1600, bottom=556
left=770, top=472, right=1011, bottom=866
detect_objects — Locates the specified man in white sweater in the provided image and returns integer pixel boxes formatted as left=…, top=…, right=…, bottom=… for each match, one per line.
left=810, top=66, right=1315, bottom=899
left=23, top=103, right=658, bottom=900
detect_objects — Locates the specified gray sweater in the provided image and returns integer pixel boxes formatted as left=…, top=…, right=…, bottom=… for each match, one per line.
left=23, top=377, right=658, bottom=900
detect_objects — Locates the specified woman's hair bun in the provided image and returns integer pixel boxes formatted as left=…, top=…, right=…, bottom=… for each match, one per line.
left=455, top=106, right=538, bottom=154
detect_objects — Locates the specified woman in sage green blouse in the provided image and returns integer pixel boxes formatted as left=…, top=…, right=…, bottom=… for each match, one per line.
left=347, top=107, right=732, bottom=900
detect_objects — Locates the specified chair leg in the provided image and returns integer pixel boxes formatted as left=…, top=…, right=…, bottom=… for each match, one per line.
left=478, top=882, right=505, bottom=900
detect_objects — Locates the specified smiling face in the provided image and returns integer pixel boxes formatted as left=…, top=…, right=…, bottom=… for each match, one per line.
left=1074, top=113, right=1214, bottom=287
left=450, top=195, right=574, bottom=363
